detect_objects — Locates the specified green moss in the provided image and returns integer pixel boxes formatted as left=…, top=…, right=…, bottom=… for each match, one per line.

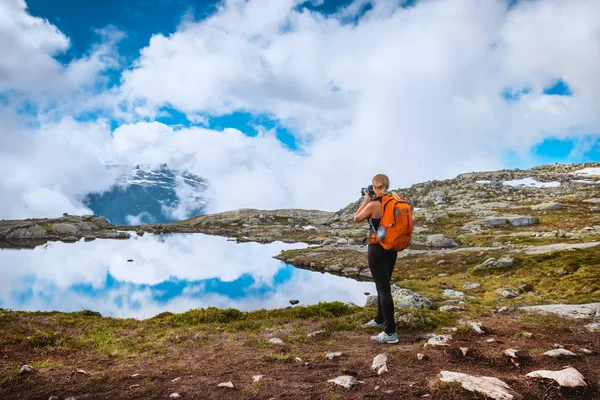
left=397, top=309, right=457, bottom=332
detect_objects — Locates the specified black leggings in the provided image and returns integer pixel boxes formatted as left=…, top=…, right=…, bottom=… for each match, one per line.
left=368, top=243, right=398, bottom=334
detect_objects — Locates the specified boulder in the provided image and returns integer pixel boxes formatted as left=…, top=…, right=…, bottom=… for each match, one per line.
left=50, top=223, right=79, bottom=236
left=496, top=288, right=519, bottom=299
left=365, top=295, right=378, bottom=308
left=6, top=224, right=47, bottom=239
left=474, top=257, right=518, bottom=271
left=519, top=303, right=600, bottom=319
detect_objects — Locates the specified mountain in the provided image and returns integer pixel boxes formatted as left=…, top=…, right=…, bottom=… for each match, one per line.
left=83, top=164, right=208, bottom=225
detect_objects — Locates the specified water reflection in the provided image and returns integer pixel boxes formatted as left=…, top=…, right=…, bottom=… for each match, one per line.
left=0, top=234, right=374, bottom=318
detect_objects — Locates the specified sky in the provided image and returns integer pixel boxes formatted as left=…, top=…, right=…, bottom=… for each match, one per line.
left=1, top=0, right=600, bottom=219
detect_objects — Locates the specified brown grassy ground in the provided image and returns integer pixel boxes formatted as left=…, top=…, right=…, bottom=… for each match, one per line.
left=1, top=304, right=598, bottom=400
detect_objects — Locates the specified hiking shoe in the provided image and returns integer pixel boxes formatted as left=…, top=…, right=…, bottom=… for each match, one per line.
left=361, top=319, right=385, bottom=329
left=370, top=331, right=398, bottom=344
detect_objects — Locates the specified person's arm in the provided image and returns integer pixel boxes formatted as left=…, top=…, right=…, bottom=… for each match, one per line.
left=354, top=194, right=375, bottom=223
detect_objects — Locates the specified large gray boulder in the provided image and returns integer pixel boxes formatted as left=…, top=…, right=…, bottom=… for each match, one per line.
left=6, top=224, right=47, bottom=239
left=50, top=223, right=79, bottom=236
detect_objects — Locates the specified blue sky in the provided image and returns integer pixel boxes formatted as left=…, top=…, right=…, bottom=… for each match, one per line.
left=2, top=0, right=600, bottom=218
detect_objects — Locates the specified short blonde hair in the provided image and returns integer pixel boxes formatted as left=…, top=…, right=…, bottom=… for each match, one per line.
left=372, top=174, right=390, bottom=190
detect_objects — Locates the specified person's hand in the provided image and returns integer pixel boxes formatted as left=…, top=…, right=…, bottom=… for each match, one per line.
left=363, top=189, right=371, bottom=200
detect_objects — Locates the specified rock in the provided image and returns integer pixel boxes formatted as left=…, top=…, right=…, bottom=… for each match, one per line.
left=506, top=216, right=539, bottom=227
left=326, top=351, right=343, bottom=360
left=585, top=322, right=600, bottom=332
left=6, top=224, right=47, bottom=239
left=289, top=299, right=299, bottom=305
left=439, top=371, right=519, bottom=400
left=171, top=377, right=181, bottom=382
left=437, top=273, right=449, bottom=277
left=252, top=375, right=263, bottom=382
left=76, top=369, right=89, bottom=375
left=470, top=322, right=486, bottom=335
left=169, top=393, right=181, bottom=398
left=61, top=236, right=79, bottom=243
left=391, top=285, right=434, bottom=309
left=65, top=397, right=77, bottom=400
left=51, top=223, right=79, bottom=236
left=526, top=367, right=587, bottom=388
left=371, top=354, right=388, bottom=375
left=517, top=283, right=533, bottom=293
left=363, top=292, right=370, bottom=296
left=127, top=259, right=134, bottom=262
left=19, top=365, right=35, bottom=374
left=437, top=260, right=448, bottom=265
left=442, top=289, right=464, bottom=298
left=542, top=349, right=577, bottom=358
left=463, top=282, right=481, bottom=290
left=474, top=257, right=517, bottom=271
left=531, top=202, right=563, bottom=211
left=83, top=235, right=96, bottom=242
left=365, top=295, right=378, bottom=308
left=580, top=348, right=593, bottom=355
left=426, top=234, right=459, bottom=248
left=218, top=381, right=234, bottom=388
left=557, top=269, right=568, bottom=275
left=130, top=373, right=142, bottom=378
left=438, top=305, right=463, bottom=312
left=503, top=349, right=532, bottom=367
left=427, top=335, right=452, bottom=347
left=496, top=288, right=519, bottom=299
left=307, top=330, right=327, bottom=338
left=417, top=353, right=428, bottom=361
left=519, top=303, right=600, bottom=319
left=90, top=216, right=110, bottom=228
left=268, top=338, right=283, bottom=345
left=328, top=375, right=358, bottom=389
left=48, top=397, right=59, bottom=400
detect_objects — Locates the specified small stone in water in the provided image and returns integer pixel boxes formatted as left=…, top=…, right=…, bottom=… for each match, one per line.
left=364, top=292, right=370, bottom=296
left=127, top=259, right=134, bottom=262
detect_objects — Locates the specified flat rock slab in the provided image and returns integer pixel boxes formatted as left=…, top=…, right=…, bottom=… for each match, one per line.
left=519, top=303, right=600, bottom=319
left=439, top=371, right=520, bottom=400
left=526, top=367, right=587, bottom=388
left=328, top=375, right=358, bottom=389
left=518, top=242, right=600, bottom=255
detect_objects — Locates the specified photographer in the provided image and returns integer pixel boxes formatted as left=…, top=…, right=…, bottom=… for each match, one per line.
left=353, top=174, right=398, bottom=344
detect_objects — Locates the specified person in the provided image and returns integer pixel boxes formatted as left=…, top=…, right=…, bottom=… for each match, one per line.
left=353, top=174, right=399, bottom=344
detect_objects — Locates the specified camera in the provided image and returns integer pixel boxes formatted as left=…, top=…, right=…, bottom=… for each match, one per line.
left=361, top=184, right=375, bottom=197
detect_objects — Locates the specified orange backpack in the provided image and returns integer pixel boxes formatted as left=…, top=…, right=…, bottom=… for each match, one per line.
left=369, top=192, right=413, bottom=251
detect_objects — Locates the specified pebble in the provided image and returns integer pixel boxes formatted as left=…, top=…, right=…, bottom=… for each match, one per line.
left=48, top=397, right=59, bottom=400
left=328, top=375, right=358, bottom=389
left=426, top=335, right=452, bottom=347
left=129, top=384, right=140, bottom=389
left=371, top=354, right=388, bottom=375
left=130, top=373, right=142, bottom=378
left=470, top=322, right=486, bottom=335
left=218, top=381, right=234, bottom=388
left=417, top=353, right=428, bottom=361
left=171, top=377, right=181, bottom=383
left=580, top=348, right=593, bottom=355
left=252, top=375, right=263, bottom=382
left=307, top=330, right=327, bottom=338
left=76, top=369, right=89, bottom=375
left=169, top=393, right=180, bottom=399
left=19, top=365, right=35, bottom=375
left=268, top=338, right=284, bottom=345
left=326, top=351, right=343, bottom=360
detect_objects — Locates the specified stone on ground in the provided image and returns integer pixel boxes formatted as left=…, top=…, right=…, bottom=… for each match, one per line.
left=439, top=371, right=519, bottom=400
left=169, top=393, right=180, bottom=399
left=268, top=338, right=284, bottom=345
left=542, top=348, right=577, bottom=358
left=218, top=381, right=234, bottom=388
left=526, top=367, right=587, bottom=388
left=391, top=285, right=434, bottom=309
left=326, top=351, right=343, bottom=360
left=371, top=354, right=388, bottom=375
left=427, top=335, right=452, bottom=347
left=328, top=375, right=358, bottom=389
left=519, top=303, right=600, bottom=319
left=19, top=365, right=34, bottom=374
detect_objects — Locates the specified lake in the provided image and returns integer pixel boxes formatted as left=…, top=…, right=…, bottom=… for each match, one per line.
left=0, top=233, right=374, bottom=318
